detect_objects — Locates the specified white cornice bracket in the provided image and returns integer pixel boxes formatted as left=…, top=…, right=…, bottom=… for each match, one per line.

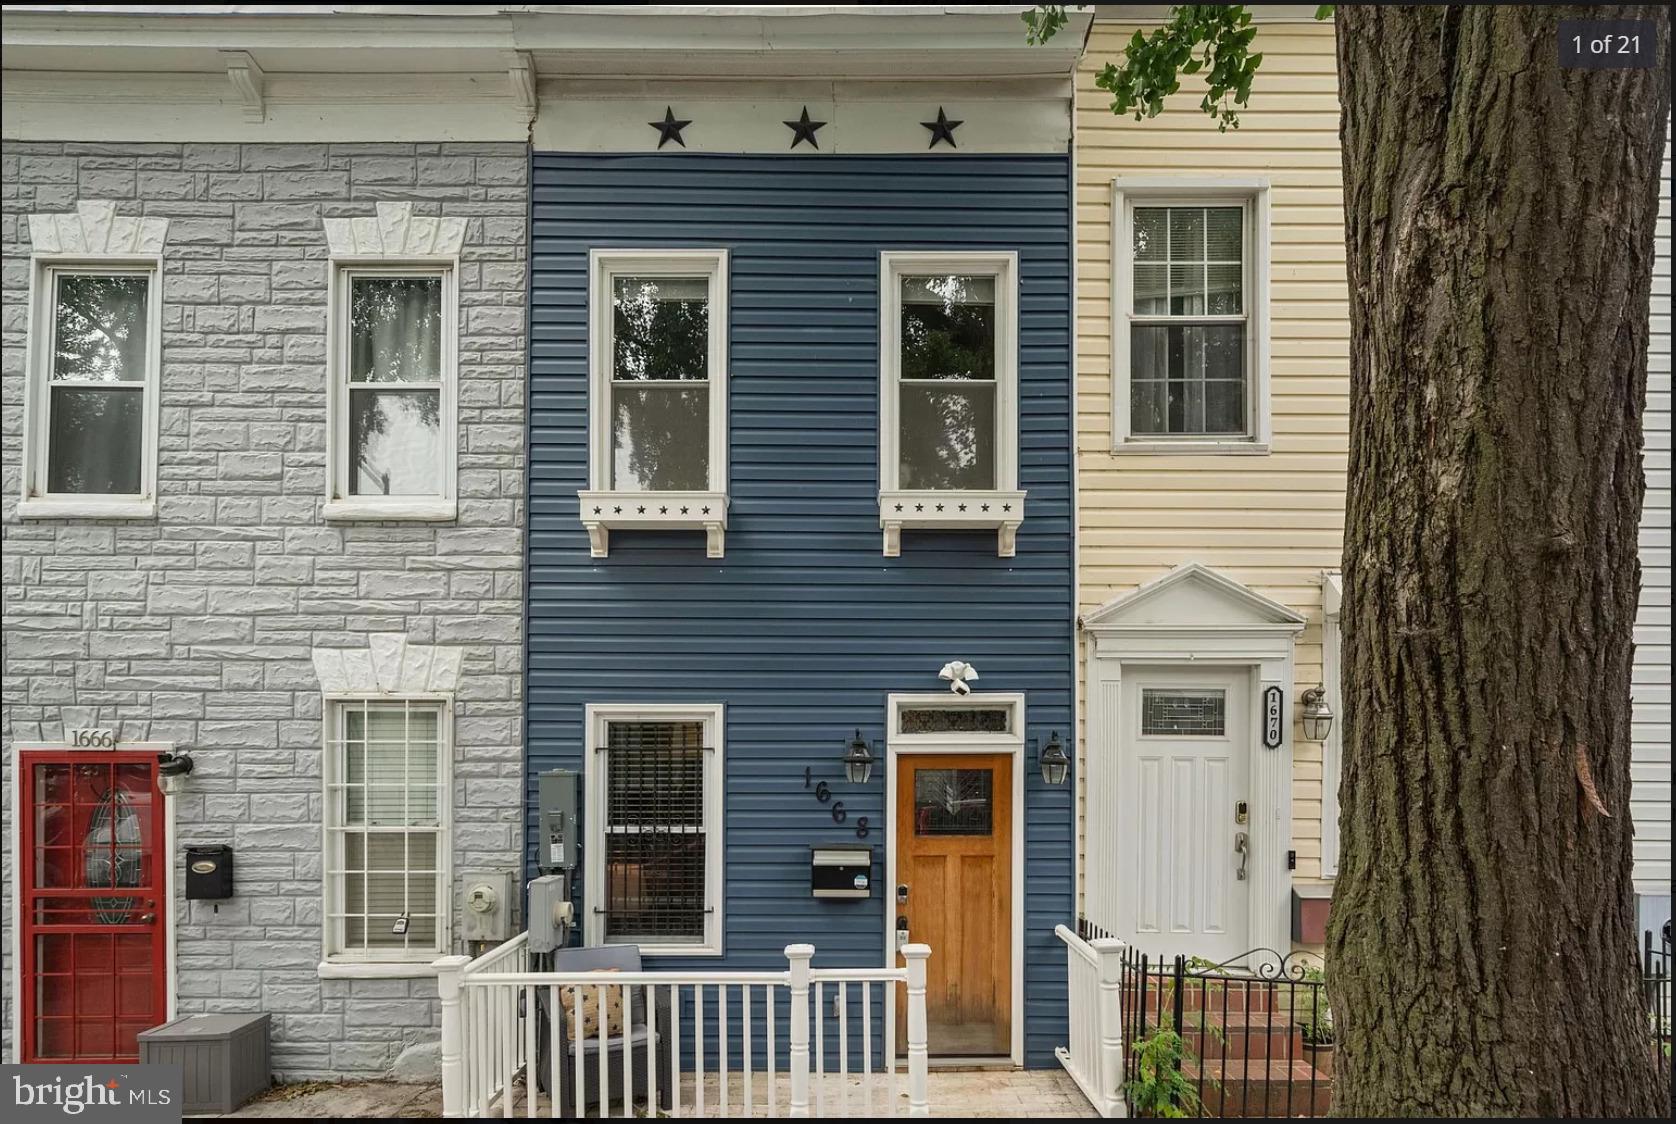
left=506, top=50, right=537, bottom=122
left=221, top=50, right=265, bottom=124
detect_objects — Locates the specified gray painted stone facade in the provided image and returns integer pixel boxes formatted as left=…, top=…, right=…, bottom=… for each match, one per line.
left=0, top=141, right=528, bottom=1078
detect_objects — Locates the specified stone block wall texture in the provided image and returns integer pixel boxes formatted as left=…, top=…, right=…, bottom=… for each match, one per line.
left=0, top=141, right=528, bottom=1078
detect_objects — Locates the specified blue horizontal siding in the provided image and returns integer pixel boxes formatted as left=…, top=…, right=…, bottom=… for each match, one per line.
left=527, top=153, right=1073, bottom=1067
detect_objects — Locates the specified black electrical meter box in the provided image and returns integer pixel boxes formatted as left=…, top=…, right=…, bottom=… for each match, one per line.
left=811, top=845, right=873, bottom=899
left=185, top=844, right=234, bottom=900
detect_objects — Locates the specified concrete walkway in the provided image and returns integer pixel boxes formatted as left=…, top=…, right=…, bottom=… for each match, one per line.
left=217, top=1068, right=1097, bottom=1118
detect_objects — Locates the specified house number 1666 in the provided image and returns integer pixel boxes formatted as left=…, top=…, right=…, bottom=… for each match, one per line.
left=804, top=766, right=869, bottom=839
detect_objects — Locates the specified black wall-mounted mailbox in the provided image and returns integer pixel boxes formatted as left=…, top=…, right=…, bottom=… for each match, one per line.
left=811, top=845, right=872, bottom=900
left=185, top=844, right=234, bottom=900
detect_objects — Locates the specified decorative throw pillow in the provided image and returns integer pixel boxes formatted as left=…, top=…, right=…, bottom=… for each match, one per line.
left=560, top=967, right=627, bottom=1043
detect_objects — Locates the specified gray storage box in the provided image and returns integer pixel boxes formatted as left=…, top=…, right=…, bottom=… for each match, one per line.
left=138, top=1013, right=271, bottom=1114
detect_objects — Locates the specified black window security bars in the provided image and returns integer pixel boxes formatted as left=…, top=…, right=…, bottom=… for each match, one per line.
left=1079, top=919, right=1332, bottom=1119
left=601, top=720, right=708, bottom=942
left=1648, top=923, right=1672, bottom=1087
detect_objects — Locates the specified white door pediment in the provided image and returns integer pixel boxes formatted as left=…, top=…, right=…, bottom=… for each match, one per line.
left=1081, top=561, right=1306, bottom=633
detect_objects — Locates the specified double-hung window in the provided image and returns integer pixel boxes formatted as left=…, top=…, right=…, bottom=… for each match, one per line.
left=879, top=251, right=1024, bottom=558
left=322, top=698, right=451, bottom=967
left=583, top=704, right=723, bottom=956
left=1113, top=180, right=1271, bottom=452
left=326, top=266, right=457, bottom=520
left=580, top=250, right=729, bottom=559
left=21, top=263, right=162, bottom=518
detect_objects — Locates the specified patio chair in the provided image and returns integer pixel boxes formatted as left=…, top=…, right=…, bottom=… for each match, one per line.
left=535, top=944, right=674, bottom=1116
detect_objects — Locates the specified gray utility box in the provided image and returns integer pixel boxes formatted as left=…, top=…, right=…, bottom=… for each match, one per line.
left=138, top=1013, right=270, bottom=1115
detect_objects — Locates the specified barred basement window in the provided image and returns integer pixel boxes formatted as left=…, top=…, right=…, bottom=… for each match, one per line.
left=323, top=698, right=451, bottom=962
left=584, top=704, right=724, bottom=956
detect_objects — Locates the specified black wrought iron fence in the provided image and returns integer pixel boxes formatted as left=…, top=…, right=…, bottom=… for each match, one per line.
left=1078, top=919, right=1331, bottom=1119
left=1647, top=923, right=1672, bottom=1085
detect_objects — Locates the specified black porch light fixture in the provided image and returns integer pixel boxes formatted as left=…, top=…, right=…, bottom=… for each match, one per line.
left=843, top=729, right=875, bottom=785
left=1038, top=731, right=1070, bottom=786
left=1299, top=685, right=1334, bottom=742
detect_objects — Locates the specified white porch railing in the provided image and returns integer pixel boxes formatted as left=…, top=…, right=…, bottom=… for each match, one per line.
left=1054, top=923, right=1125, bottom=1118
left=435, top=938, right=931, bottom=1119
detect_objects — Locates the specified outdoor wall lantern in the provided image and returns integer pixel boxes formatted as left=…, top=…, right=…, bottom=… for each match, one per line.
left=1300, top=686, right=1334, bottom=742
left=843, top=729, right=876, bottom=785
left=1038, top=731, right=1070, bottom=786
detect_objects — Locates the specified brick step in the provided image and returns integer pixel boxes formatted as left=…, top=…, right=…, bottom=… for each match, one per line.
left=1182, top=1057, right=1333, bottom=1118
left=1179, top=1010, right=1306, bottom=1060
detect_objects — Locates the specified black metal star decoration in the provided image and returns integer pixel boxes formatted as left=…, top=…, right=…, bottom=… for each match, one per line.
left=649, top=106, right=691, bottom=149
left=784, top=106, right=826, bottom=150
left=921, top=107, right=962, bottom=149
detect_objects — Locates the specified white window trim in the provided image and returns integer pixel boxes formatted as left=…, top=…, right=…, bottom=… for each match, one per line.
left=318, top=693, right=455, bottom=975
left=878, top=250, right=1025, bottom=558
left=1320, top=570, right=1343, bottom=879
left=1111, top=177, right=1272, bottom=454
left=580, top=249, right=730, bottom=559
left=323, top=258, right=459, bottom=522
left=18, top=254, right=164, bottom=519
left=583, top=702, right=725, bottom=957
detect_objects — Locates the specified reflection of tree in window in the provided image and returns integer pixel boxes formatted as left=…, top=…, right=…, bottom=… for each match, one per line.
left=348, top=277, right=442, bottom=496
left=611, top=277, right=710, bottom=491
left=48, top=275, right=149, bottom=494
left=899, top=275, right=996, bottom=490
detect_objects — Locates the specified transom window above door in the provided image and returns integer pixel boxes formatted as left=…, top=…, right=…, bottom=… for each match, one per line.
left=879, top=251, right=1026, bottom=558
left=326, top=265, right=458, bottom=521
left=580, top=250, right=730, bottom=559
left=1112, top=180, right=1272, bottom=453
left=20, top=264, right=162, bottom=519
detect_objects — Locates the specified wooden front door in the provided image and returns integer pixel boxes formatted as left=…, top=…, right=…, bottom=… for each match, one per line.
left=19, top=752, right=169, bottom=1062
left=895, top=753, right=1012, bottom=1057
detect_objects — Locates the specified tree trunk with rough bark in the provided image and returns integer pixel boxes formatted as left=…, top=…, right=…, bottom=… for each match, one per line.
left=1327, top=5, right=1670, bottom=1117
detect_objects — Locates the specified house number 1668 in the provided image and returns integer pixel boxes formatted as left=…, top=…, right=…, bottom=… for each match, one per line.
left=804, top=766, right=869, bottom=839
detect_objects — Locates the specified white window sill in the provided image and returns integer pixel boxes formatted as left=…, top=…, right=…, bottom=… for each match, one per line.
left=878, top=489, right=1026, bottom=558
left=323, top=498, right=457, bottom=522
left=1112, top=440, right=1271, bottom=456
left=579, top=490, right=729, bottom=559
left=15, top=497, right=156, bottom=520
left=317, top=959, right=442, bottom=980
left=615, top=943, right=724, bottom=959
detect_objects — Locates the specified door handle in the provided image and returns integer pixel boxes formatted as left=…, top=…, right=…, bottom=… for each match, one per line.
left=1234, top=832, right=1249, bottom=881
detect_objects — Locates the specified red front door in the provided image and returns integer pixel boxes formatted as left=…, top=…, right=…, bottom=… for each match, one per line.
left=20, top=752, right=168, bottom=1062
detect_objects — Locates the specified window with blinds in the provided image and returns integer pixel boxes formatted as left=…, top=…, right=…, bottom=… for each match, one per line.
left=586, top=706, right=723, bottom=954
left=323, top=699, right=449, bottom=961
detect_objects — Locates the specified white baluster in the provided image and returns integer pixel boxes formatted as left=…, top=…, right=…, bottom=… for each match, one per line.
left=571, top=986, right=584, bottom=1119
left=785, top=944, right=813, bottom=1118
left=434, top=955, right=469, bottom=1119
left=621, top=982, right=633, bottom=1118
left=767, top=983, right=777, bottom=1116
left=742, top=983, right=753, bottom=1117
left=595, top=984, right=608, bottom=1117
left=695, top=982, right=706, bottom=1117
left=525, top=984, right=538, bottom=1118
left=502, top=984, right=514, bottom=1119
left=718, top=983, right=729, bottom=1116
left=813, top=980, right=824, bottom=1117
left=902, top=944, right=930, bottom=1118
left=547, top=985, right=560, bottom=1120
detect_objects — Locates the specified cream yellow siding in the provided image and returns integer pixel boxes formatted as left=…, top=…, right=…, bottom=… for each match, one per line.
left=1074, top=18, right=1348, bottom=910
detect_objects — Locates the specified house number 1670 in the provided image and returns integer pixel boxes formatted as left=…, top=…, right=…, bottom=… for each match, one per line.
left=804, top=766, right=869, bottom=839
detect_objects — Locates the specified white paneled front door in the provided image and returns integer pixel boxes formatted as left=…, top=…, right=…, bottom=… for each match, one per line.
left=1117, top=668, right=1251, bottom=962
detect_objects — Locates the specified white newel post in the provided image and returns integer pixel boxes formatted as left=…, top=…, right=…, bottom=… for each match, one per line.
left=786, top=943, right=814, bottom=1118
left=1092, top=938, right=1127, bottom=1116
left=434, top=954, right=472, bottom=1119
left=902, top=943, right=931, bottom=1118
